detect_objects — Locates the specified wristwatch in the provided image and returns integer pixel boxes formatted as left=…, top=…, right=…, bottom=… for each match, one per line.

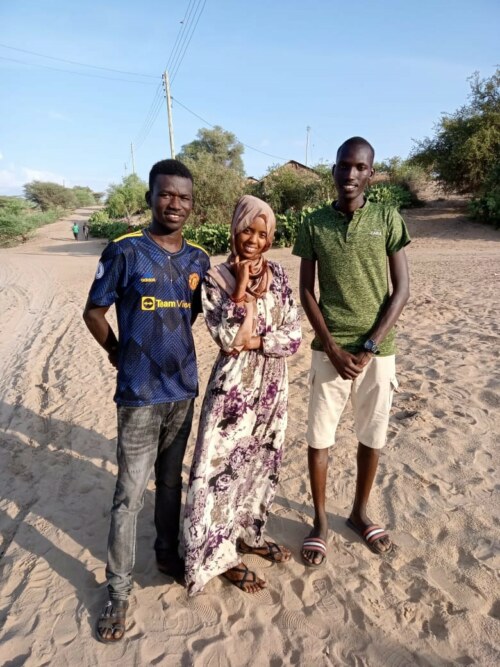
left=363, top=339, right=380, bottom=355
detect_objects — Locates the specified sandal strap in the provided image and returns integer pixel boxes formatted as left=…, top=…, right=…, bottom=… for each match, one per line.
left=302, top=538, right=327, bottom=555
left=362, top=526, right=388, bottom=543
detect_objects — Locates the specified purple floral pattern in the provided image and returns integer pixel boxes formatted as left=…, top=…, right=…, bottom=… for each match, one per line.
left=183, top=261, right=301, bottom=595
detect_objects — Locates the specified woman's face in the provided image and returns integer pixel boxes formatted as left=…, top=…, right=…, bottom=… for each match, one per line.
left=234, top=215, right=268, bottom=261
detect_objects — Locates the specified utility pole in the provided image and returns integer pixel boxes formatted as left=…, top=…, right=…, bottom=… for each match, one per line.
left=130, top=143, right=136, bottom=175
left=162, top=70, right=176, bottom=159
left=305, top=126, right=311, bottom=166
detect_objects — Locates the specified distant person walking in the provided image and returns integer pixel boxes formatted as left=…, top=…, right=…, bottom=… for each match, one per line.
left=83, top=221, right=89, bottom=240
left=72, top=223, right=79, bottom=240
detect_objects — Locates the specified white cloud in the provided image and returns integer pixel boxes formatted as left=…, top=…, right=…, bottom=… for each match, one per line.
left=0, top=165, right=68, bottom=195
left=0, top=151, right=3, bottom=160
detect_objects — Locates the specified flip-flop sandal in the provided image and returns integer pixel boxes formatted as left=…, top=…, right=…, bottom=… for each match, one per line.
left=238, top=539, right=291, bottom=564
left=301, top=536, right=327, bottom=567
left=345, top=518, right=393, bottom=555
left=96, top=599, right=129, bottom=643
left=222, top=564, right=265, bottom=593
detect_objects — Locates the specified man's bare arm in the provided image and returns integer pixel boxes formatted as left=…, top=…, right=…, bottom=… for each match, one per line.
left=83, top=298, right=119, bottom=368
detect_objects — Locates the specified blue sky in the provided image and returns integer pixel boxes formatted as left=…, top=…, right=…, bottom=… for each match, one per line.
left=1, top=0, right=498, bottom=195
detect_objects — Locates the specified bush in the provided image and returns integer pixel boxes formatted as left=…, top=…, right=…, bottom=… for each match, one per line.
left=378, top=157, right=427, bottom=204
left=250, top=165, right=326, bottom=214
left=72, top=186, right=97, bottom=206
left=106, top=174, right=148, bottom=220
left=410, top=68, right=500, bottom=194
left=468, top=162, right=500, bottom=227
left=183, top=153, right=244, bottom=226
left=183, top=222, right=231, bottom=255
left=0, top=198, right=60, bottom=246
left=366, top=183, right=413, bottom=209
left=24, top=181, right=77, bottom=211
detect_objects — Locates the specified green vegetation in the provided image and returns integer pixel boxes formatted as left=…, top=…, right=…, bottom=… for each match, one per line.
left=178, top=126, right=245, bottom=176
left=0, top=197, right=61, bottom=246
left=106, top=173, right=148, bottom=221
left=366, top=183, right=413, bottom=209
left=24, top=181, right=99, bottom=210
left=410, top=68, right=500, bottom=226
left=178, top=127, right=245, bottom=226
left=249, top=163, right=330, bottom=214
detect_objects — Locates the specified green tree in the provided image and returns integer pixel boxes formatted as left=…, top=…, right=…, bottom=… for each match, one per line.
left=24, top=181, right=77, bottom=211
left=410, top=69, right=500, bottom=194
left=106, top=173, right=148, bottom=221
left=249, top=164, right=330, bottom=214
left=178, top=126, right=245, bottom=176
left=72, top=186, right=97, bottom=206
left=184, top=153, right=244, bottom=226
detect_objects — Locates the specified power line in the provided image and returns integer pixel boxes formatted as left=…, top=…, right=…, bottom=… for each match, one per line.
left=171, top=95, right=288, bottom=161
left=166, top=0, right=197, bottom=73
left=0, top=54, right=156, bottom=85
left=134, top=89, right=165, bottom=152
left=170, top=0, right=207, bottom=83
left=0, top=41, right=157, bottom=78
left=131, top=0, right=204, bottom=155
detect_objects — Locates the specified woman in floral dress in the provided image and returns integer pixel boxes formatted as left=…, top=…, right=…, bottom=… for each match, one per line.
left=183, top=195, right=301, bottom=594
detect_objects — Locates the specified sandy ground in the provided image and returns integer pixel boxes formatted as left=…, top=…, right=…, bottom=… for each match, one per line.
left=0, top=201, right=499, bottom=666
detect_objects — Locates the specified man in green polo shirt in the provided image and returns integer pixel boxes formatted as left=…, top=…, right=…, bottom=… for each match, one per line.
left=292, top=136, right=410, bottom=565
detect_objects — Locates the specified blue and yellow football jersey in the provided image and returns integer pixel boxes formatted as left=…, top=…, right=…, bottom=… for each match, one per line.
left=89, top=230, right=210, bottom=406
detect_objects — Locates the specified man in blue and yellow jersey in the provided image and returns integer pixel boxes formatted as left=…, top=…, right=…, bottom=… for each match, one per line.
left=83, top=159, right=210, bottom=643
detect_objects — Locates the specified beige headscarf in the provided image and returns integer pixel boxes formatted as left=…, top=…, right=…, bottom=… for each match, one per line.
left=208, top=195, right=276, bottom=298
left=229, top=195, right=276, bottom=256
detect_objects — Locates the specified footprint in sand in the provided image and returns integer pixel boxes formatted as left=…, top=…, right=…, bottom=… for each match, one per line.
left=277, top=608, right=330, bottom=640
left=180, top=595, right=219, bottom=628
left=313, top=577, right=344, bottom=620
left=428, top=566, right=486, bottom=612
left=163, top=607, right=204, bottom=635
left=51, top=599, right=79, bottom=647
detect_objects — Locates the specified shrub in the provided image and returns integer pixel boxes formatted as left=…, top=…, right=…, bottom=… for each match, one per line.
left=379, top=157, right=427, bottom=204
left=410, top=68, right=500, bottom=194
left=366, top=183, right=413, bottom=209
left=183, top=222, right=231, bottom=255
left=468, top=162, right=500, bottom=227
left=250, top=165, right=326, bottom=214
left=183, top=153, right=244, bottom=226
left=106, top=174, right=148, bottom=220
left=24, top=181, right=77, bottom=211
left=0, top=198, right=60, bottom=246
left=72, top=186, right=97, bottom=206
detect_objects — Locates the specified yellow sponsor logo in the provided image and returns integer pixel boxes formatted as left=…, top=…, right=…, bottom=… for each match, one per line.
left=188, top=272, right=200, bottom=290
left=140, top=277, right=156, bottom=283
left=141, top=297, right=191, bottom=311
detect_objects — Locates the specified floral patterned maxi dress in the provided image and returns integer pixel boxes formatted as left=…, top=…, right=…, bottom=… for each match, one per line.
left=183, top=261, right=301, bottom=595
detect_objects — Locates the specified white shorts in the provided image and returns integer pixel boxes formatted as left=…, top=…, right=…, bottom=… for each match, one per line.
left=306, top=351, right=398, bottom=450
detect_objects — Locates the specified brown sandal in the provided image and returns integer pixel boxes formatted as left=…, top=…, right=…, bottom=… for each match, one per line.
left=222, top=564, right=265, bottom=593
left=96, top=599, right=129, bottom=643
left=238, top=539, right=291, bottom=563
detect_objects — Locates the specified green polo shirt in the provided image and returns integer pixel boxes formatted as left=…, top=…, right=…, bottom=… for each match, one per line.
left=292, top=200, right=410, bottom=355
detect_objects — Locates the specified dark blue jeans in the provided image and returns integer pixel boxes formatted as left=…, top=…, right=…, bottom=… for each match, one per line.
left=106, top=399, right=194, bottom=600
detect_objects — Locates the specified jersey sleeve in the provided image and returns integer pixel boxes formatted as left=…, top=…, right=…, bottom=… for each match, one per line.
left=88, top=241, right=127, bottom=306
left=292, top=216, right=315, bottom=260
left=386, top=208, right=411, bottom=255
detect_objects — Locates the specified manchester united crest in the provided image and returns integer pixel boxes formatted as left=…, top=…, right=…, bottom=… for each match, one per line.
left=188, top=273, right=200, bottom=290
